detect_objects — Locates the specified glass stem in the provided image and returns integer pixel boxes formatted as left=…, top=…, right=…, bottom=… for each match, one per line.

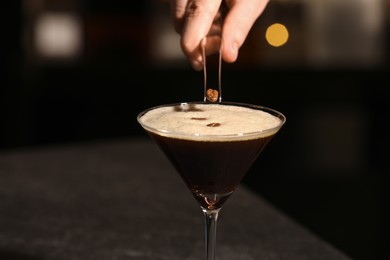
left=203, top=208, right=220, bottom=260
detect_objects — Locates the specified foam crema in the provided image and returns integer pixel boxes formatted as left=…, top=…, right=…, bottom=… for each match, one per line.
left=138, top=103, right=284, bottom=141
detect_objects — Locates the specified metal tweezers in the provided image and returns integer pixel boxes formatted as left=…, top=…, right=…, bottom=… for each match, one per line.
left=201, top=2, right=225, bottom=103
left=201, top=38, right=222, bottom=102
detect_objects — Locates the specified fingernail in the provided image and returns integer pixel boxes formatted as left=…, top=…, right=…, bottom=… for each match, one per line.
left=230, top=43, right=238, bottom=60
left=222, top=43, right=238, bottom=63
left=191, top=59, right=203, bottom=71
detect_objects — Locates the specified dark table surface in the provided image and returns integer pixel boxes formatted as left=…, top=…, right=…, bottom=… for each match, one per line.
left=0, top=138, right=352, bottom=260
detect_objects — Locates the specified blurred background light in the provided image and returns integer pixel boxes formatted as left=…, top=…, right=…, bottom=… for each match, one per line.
left=305, top=0, right=384, bottom=67
left=35, top=13, right=82, bottom=59
left=149, top=1, right=185, bottom=67
left=265, top=23, right=289, bottom=47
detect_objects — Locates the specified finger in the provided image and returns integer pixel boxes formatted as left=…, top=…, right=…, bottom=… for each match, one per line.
left=170, top=0, right=188, bottom=33
left=181, top=0, right=223, bottom=70
left=222, top=0, right=269, bottom=63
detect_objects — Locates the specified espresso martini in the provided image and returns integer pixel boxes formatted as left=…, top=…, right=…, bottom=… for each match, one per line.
left=138, top=102, right=284, bottom=210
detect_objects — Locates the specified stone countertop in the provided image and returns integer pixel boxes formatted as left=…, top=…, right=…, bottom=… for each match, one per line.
left=0, top=138, right=352, bottom=260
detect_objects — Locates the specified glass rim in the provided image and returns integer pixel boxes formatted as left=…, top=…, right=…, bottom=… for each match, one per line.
left=137, top=101, right=286, bottom=140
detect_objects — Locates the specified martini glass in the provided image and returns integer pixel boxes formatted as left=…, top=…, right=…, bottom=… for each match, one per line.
left=137, top=101, right=286, bottom=260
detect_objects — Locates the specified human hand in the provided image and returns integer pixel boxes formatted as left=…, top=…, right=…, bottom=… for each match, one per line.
left=170, top=0, right=269, bottom=70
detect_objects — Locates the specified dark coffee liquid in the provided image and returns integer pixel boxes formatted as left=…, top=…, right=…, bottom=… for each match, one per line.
left=147, top=131, right=274, bottom=209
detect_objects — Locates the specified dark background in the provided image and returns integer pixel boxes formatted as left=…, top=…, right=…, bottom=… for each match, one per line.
left=1, top=1, right=389, bottom=259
